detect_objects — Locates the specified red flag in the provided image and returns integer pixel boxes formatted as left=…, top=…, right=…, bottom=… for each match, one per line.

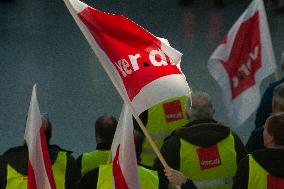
left=24, top=85, right=56, bottom=189
left=208, top=0, right=276, bottom=126
left=111, top=104, right=140, bottom=189
left=63, top=0, right=190, bottom=115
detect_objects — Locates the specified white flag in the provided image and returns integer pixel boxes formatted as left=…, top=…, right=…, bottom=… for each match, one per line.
left=24, top=85, right=56, bottom=189
left=111, top=104, right=140, bottom=189
left=208, top=0, right=276, bottom=126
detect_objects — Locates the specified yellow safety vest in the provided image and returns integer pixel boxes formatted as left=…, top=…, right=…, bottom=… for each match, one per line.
left=248, top=154, right=284, bottom=189
left=140, top=96, right=189, bottom=166
left=6, top=151, right=67, bottom=189
left=97, top=164, right=159, bottom=189
left=80, top=150, right=110, bottom=176
left=179, top=133, right=236, bottom=189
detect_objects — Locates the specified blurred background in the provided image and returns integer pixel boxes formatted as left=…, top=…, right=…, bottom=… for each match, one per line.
left=0, top=0, right=283, bottom=156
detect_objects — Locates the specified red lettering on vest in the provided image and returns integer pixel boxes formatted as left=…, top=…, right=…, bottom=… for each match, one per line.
left=162, top=100, right=184, bottom=123
left=267, top=175, right=284, bottom=189
left=220, top=12, right=261, bottom=100
left=197, top=145, right=222, bottom=170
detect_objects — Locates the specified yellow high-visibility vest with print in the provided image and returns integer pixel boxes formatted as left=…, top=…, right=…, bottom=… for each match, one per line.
left=80, top=150, right=110, bottom=176
left=179, top=132, right=236, bottom=189
left=6, top=151, right=67, bottom=189
left=140, top=96, right=189, bottom=166
left=248, top=154, right=284, bottom=189
left=97, top=164, right=159, bottom=189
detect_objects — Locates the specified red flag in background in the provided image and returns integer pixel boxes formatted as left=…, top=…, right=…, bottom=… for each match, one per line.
left=63, top=0, right=190, bottom=116
left=24, top=85, right=56, bottom=189
left=208, top=0, right=276, bottom=126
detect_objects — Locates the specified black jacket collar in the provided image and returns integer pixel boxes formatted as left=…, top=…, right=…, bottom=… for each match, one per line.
left=174, top=119, right=230, bottom=147
left=252, top=148, right=284, bottom=178
left=96, top=143, right=112, bottom=150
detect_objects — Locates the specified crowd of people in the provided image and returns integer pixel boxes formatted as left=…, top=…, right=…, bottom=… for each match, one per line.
left=1, top=84, right=284, bottom=188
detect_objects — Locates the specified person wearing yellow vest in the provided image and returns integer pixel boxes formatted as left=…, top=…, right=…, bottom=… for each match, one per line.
left=135, top=96, right=189, bottom=167
left=79, top=129, right=161, bottom=189
left=79, top=163, right=159, bottom=189
left=76, top=115, right=117, bottom=177
left=0, top=114, right=80, bottom=189
left=233, top=112, right=284, bottom=189
left=154, top=91, right=247, bottom=189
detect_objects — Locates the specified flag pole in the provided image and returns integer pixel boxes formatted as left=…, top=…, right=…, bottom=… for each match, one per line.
left=64, top=2, right=181, bottom=188
left=62, top=0, right=170, bottom=169
left=129, top=105, right=182, bottom=189
left=129, top=105, right=169, bottom=169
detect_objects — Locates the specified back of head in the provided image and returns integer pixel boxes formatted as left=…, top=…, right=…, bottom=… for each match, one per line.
left=23, top=113, right=52, bottom=146
left=273, top=83, right=284, bottom=112
left=265, top=112, right=284, bottom=147
left=95, top=115, right=118, bottom=144
left=186, top=91, right=214, bottom=121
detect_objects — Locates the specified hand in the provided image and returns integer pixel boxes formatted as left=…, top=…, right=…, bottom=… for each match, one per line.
left=164, top=167, right=188, bottom=186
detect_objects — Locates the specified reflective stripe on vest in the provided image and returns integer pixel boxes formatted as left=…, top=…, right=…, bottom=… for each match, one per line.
left=248, top=154, right=284, bottom=189
left=97, top=164, right=159, bottom=189
left=141, top=96, right=189, bottom=166
left=6, top=151, right=67, bottom=189
left=81, top=150, right=110, bottom=176
left=179, top=132, right=236, bottom=189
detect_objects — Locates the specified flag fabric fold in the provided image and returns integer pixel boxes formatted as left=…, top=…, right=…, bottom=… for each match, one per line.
left=24, top=85, right=56, bottom=189
left=111, top=104, right=140, bottom=189
left=208, top=0, right=276, bottom=126
left=64, top=1, right=191, bottom=186
left=63, top=0, right=190, bottom=115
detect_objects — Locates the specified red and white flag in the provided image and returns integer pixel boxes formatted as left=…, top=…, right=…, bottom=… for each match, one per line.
left=24, top=85, right=56, bottom=189
left=111, top=104, right=140, bottom=189
left=63, top=0, right=190, bottom=115
left=208, top=0, right=276, bottom=126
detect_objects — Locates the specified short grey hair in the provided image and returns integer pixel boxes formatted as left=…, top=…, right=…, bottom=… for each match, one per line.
left=186, top=91, right=214, bottom=121
left=273, top=83, right=284, bottom=111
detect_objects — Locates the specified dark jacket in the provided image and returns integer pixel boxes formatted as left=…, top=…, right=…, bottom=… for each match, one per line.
left=233, top=148, right=284, bottom=189
left=0, top=145, right=80, bottom=189
left=255, top=78, right=284, bottom=129
left=154, top=119, right=247, bottom=189
left=246, top=127, right=264, bottom=153
left=78, top=167, right=100, bottom=189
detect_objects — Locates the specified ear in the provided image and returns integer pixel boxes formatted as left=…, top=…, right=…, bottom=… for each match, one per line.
left=270, top=135, right=275, bottom=146
left=265, top=133, right=275, bottom=147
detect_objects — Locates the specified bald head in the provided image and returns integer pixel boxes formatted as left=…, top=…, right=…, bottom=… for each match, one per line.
left=186, top=91, right=214, bottom=121
left=95, top=114, right=118, bottom=144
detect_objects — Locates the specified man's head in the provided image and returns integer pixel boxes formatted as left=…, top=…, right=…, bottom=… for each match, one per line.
left=263, top=112, right=284, bottom=148
left=272, top=83, right=284, bottom=112
left=186, top=91, right=214, bottom=121
left=24, top=113, right=52, bottom=145
left=95, top=115, right=118, bottom=144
